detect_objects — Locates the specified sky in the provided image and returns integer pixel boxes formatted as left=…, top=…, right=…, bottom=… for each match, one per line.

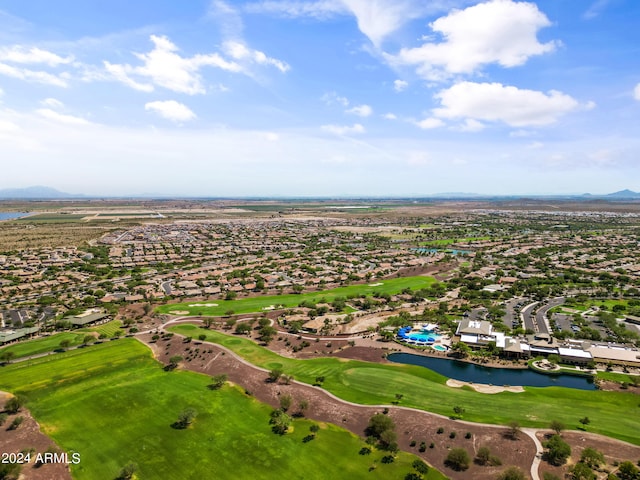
left=0, top=0, right=639, bottom=197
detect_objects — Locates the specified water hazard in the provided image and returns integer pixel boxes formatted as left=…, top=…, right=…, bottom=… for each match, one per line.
left=388, top=352, right=596, bottom=390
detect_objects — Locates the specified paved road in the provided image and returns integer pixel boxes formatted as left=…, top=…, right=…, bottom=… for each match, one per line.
left=521, top=302, right=539, bottom=332
left=535, top=298, right=565, bottom=335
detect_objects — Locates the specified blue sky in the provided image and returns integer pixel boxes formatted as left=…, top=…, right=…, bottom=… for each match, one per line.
left=0, top=0, right=638, bottom=197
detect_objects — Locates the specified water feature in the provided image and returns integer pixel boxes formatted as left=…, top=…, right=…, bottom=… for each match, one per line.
left=0, top=212, right=29, bottom=221
left=388, top=352, right=596, bottom=390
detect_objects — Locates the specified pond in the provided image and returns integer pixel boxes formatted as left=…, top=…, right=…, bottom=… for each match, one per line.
left=0, top=212, right=29, bottom=221
left=387, top=352, right=596, bottom=390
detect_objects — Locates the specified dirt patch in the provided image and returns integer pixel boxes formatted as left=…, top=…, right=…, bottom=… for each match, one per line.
left=537, top=430, right=640, bottom=480
left=0, top=393, right=72, bottom=480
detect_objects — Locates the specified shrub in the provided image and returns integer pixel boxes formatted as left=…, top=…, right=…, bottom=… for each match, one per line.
left=445, top=448, right=470, bottom=471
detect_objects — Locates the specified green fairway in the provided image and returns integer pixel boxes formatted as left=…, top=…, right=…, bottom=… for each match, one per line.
left=169, top=324, right=640, bottom=445
left=157, top=275, right=437, bottom=316
left=79, top=319, right=123, bottom=337
left=0, top=332, right=86, bottom=359
left=0, top=340, right=445, bottom=480
left=418, top=236, right=490, bottom=246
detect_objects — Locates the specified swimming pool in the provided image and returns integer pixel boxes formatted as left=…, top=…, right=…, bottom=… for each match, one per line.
left=397, top=326, right=442, bottom=344
left=432, top=345, right=447, bottom=352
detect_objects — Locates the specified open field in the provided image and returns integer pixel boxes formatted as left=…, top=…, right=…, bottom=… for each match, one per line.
left=0, top=322, right=124, bottom=360
left=0, top=332, right=86, bottom=358
left=16, top=213, right=87, bottom=223
left=0, top=340, right=441, bottom=480
left=157, top=276, right=438, bottom=317
left=169, top=324, right=640, bottom=445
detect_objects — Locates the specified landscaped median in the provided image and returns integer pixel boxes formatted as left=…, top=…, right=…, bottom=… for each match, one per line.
left=156, top=275, right=438, bottom=317
left=169, top=323, right=640, bottom=446
left=0, top=339, right=443, bottom=480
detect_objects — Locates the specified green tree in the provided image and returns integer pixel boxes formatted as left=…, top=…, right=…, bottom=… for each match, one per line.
left=235, top=322, right=252, bottom=335
left=570, top=462, right=596, bottom=480
left=506, top=421, right=521, bottom=440
left=116, top=462, right=137, bottom=480
left=475, top=446, right=492, bottom=466
left=208, top=374, right=227, bottom=390
left=550, top=420, right=565, bottom=435
left=268, top=368, right=283, bottom=383
left=497, top=466, right=526, bottom=480
left=83, top=335, right=95, bottom=345
left=258, top=326, right=277, bottom=344
left=279, top=394, right=292, bottom=412
left=173, top=408, right=197, bottom=429
left=445, top=448, right=470, bottom=471
left=4, top=396, right=23, bottom=414
left=412, top=459, right=429, bottom=474
left=59, top=339, right=71, bottom=350
left=580, top=447, right=604, bottom=468
left=617, top=461, right=639, bottom=480
left=269, top=409, right=291, bottom=435
left=544, top=434, right=571, bottom=466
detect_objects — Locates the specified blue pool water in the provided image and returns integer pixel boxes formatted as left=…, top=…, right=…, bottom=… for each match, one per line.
left=398, top=326, right=441, bottom=344
left=388, top=352, right=596, bottom=390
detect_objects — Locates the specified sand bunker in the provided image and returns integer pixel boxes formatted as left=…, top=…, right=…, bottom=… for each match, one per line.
left=446, top=379, right=524, bottom=394
left=262, top=305, right=275, bottom=311
left=172, top=311, right=190, bottom=315
left=368, top=282, right=384, bottom=287
left=188, top=303, right=219, bottom=307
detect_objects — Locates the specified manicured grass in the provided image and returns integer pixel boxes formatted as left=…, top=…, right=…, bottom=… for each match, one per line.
left=79, top=319, right=122, bottom=337
left=418, top=236, right=490, bottom=246
left=597, top=371, right=639, bottom=384
left=157, top=276, right=437, bottom=317
left=0, top=332, right=86, bottom=359
left=170, top=324, right=640, bottom=445
left=0, top=340, right=445, bottom=480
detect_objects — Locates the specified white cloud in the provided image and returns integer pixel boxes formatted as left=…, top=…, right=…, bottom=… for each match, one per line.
left=583, top=0, right=613, bottom=20
left=0, top=62, right=69, bottom=87
left=433, top=82, right=580, bottom=127
left=346, top=104, right=372, bottom=117
left=393, top=79, right=408, bottom=92
left=104, top=62, right=154, bottom=92
left=321, top=91, right=349, bottom=107
left=386, top=0, right=557, bottom=80
left=246, top=0, right=432, bottom=46
left=244, top=0, right=346, bottom=19
left=526, top=141, right=544, bottom=149
left=222, top=41, right=289, bottom=73
left=321, top=123, right=365, bottom=135
left=415, top=117, right=445, bottom=129
left=105, top=35, right=287, bottom=94
left=457, top=118, right=484, bottom=132
left=144, top=100, right=196, bottom=122
left=341, top=0, right=421, bottom=46
left=0, top=46, right=73, bottom=66
left=634, top=83, right=640, bottom=101
left=383, top=113, right=397, bottom=120
left=40, top=98, right=64, bottom=109
left=106, top=35, right=242, bottom=95
left=36, top=108, right=90, bottom=125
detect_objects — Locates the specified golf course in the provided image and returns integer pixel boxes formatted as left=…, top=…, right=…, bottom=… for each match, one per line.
left=0, top=339, right=443, bottom=480
left=156, top=276, right=438, bottom=317
left=169, top=324, right=640, bottom=446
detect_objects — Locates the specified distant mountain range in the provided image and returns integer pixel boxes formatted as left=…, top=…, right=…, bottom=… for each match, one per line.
left=0, top=186, right=639, bottom=200
left=0, top=186, right=81, bottom=199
